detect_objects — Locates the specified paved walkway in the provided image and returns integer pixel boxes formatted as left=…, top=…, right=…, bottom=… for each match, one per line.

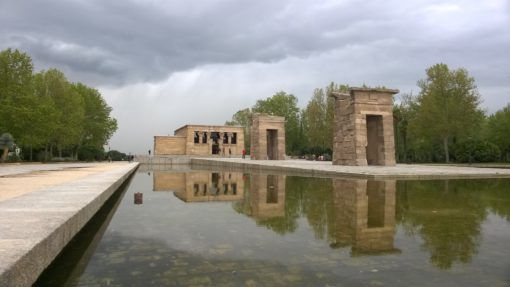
left=0, top=162, right=139, bottom=287
left=191, top=158, right=510, bottom=179
left=0, top=162, right=133, bottom=202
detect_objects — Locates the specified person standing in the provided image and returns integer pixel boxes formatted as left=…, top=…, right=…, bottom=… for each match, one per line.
left=229, top=148, right=232, bottom=158
left=242, top=149, right=246, bottom=159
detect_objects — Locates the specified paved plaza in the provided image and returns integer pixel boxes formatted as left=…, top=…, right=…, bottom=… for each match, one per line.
left=0, top=162, right=133, bottom=202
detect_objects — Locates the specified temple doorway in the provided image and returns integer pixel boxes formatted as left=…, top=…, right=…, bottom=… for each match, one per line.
left=266, top=174, right=278, bottom=203
left=211, top=132, right=220, bottom=154
left=367, top=181, right=385, bottom=228
left=366, top=115, right=383, bottom=165
left=266, top=129, right=278, bottom=160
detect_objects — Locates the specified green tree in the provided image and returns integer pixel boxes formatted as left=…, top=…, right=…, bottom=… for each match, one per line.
left=305, top=88, right=327, bottom=149
left=252, top=91, right=302, bottom=154
left=36, top=69, right=85, bottom=158
left=298, top=110, right=309, bottom=153
left=0, top=48, right=118, bottom=162
left=393, top=93, right=419, bottom=162
left=0, top=49, right=35, bottom=146
left=412, top=64, right=484, bottom=162
left=487, top=104, right=510, bottom=160
left=302, top=82, right=347, bottom=155
left=73, top=83, right=117, bottom=155
left=0, top=48, right=33, bottom=102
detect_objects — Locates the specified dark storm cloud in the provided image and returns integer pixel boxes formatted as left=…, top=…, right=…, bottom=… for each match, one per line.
left=1, top=0, right=303, bottom=84
left=3, top=0, right=507, bottom=86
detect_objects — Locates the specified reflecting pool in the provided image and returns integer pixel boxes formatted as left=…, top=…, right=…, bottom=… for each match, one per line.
left=36, top=166, right=510, bottom=286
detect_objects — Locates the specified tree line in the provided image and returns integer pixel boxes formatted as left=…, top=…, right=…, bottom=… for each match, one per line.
left=0, top=48, right=117, bottom=162
left=227, top=63, right=510, bottom=163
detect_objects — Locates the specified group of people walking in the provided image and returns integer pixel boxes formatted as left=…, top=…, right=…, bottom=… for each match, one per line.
left=218, top=147, right=247, bottom=159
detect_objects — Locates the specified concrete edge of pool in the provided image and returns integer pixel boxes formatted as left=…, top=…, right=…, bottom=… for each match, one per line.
left=0, top=162, right=139, bottom=287
left=190, top=158, right=510, bottom=180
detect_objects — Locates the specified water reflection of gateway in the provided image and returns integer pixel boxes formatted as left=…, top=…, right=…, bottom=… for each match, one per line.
left=153, top=171, right=244, bottom=202
left=250, top=174, right=286, bottom=219
left=331, top=179, right=399, bottom=256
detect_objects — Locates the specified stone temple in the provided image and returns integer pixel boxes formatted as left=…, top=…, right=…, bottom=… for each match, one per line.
left=154, top=125, right=244, bottom=156
left=330, top=88, right=399, bottom=166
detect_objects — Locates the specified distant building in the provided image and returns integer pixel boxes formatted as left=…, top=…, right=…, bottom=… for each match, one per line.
left=154, top=124, right=244, bottom=156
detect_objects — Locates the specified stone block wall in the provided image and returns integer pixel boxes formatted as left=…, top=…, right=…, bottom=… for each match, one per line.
left=331, top=88, right=398, bottom=166
left=153, top=171, right=186, bottom=191
left=154, top=136, right=186, bottom=155
left=250, top=114, right=286, bottom=160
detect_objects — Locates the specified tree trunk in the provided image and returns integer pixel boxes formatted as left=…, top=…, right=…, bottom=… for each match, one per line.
left=402, top=130, right=407, bottom=163
left=75, top=144, right=81, bottom=160
left=30, top=145, right=33, bottom=161
left=443, top=136, right=450, bottom=163
left=1, top=147, right=8, bottom=162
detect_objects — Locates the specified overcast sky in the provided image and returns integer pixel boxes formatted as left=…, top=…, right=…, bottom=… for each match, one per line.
left=1, top=0, right=509, bottom=154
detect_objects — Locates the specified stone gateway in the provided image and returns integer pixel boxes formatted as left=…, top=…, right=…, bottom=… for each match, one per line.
left=250, top=114, right=286, bottom=160
left=330, top=88, right=399, bottom=166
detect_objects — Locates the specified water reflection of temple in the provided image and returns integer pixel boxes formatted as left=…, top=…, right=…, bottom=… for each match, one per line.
left=153, top=171, right=244, bottom=202
left=330, top=179, right=398, bottom=256
left=249, top=174, right=286, bottom=219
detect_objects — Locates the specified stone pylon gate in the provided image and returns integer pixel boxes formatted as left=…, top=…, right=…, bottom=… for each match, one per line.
left=330, top=88, right=398, bottom=166
left=250, top=114, right=286, bottom=160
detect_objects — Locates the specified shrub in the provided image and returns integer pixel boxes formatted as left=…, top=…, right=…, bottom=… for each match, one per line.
left=78, top=146, right=105, bottom=161
left=107, top=150, right=127, bottom=161
left=454, top=139, right=501, bottom=163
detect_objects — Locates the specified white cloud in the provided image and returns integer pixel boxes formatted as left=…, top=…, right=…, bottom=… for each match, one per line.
left=425, top=3, right=461, bottom=13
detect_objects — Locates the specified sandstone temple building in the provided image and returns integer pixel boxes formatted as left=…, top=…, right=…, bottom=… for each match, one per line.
left=330, top=87, right=398, bottom=166
left=154, top=125, right=244, bottom=156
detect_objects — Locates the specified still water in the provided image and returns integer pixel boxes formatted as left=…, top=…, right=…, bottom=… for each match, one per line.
left=37, top=166, right=510, bottom=286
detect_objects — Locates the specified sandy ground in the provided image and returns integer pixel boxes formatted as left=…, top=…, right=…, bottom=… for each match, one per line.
left=0, top=162, right=131, bottom=202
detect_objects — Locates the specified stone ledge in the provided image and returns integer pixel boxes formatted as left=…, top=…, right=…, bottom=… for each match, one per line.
left=0, top=163, right=139, bottom=287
